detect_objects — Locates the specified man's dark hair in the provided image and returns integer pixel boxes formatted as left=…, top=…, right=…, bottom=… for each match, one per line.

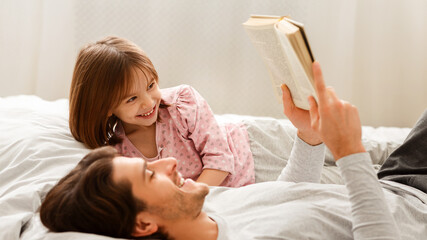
left=40, top=146, right=171, bottom=239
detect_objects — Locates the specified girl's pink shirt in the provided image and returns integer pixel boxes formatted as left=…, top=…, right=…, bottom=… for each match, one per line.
left=114, top=85, right=255, bottom=187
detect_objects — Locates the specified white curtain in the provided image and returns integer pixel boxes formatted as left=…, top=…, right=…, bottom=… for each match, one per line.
left=0, top=0, right=75, bottom=99
left=1, top=0, right=426, bottom=127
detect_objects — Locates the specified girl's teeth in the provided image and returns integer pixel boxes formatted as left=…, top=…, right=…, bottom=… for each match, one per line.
left=142, top=108, right=154, bottom=116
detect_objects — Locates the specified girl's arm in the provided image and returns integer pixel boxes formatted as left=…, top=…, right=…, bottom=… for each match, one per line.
left=174, top=86, right=235, bottom=184
left=196, top=169, right=229, bottom=186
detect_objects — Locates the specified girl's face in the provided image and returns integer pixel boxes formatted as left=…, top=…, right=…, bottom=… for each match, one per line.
left=111, top=68, right=161, bottom=130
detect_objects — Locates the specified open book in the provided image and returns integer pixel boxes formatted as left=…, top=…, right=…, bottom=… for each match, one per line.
left=243, top=15, right=317, bottom=110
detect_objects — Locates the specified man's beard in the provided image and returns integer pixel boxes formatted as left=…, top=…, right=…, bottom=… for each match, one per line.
left=149, top=185, right=209, bottom=221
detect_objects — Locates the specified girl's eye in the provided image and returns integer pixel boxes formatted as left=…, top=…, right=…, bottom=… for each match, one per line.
left=147, top=81, right=155, bottom=90
left=127, top=96, right=137, bottom=103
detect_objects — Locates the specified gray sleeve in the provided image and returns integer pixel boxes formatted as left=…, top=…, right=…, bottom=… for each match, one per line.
left=337, top=153, right=400, bottom=240
left=277, top=135, right=325, bottom=183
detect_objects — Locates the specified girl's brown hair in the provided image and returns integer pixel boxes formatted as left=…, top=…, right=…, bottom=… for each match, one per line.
left=69, top=36, right=159, bottom=148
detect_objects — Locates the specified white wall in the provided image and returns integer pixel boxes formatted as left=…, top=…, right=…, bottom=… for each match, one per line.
left=352, top=0, right=427, bottom=127
left=1, top=0, right=426, bottom=127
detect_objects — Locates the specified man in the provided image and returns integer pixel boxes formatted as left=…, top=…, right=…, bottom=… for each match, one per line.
left=40, top=62, right=427, bottom=239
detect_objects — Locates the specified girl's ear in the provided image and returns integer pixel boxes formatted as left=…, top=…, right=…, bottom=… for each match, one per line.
left=132, top=212, right=159, bottom=237
left=107, top=110, right=113, bottom=118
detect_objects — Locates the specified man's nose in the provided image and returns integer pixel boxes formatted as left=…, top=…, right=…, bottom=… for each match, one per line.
left=154, top=157, right=177, bottom=176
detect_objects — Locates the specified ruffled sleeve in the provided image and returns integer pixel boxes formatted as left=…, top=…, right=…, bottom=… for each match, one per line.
left=165, top=85, right=235, bottom=174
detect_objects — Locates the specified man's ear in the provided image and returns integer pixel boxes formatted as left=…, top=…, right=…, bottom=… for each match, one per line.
left=132, top=212, right=159, bottom=237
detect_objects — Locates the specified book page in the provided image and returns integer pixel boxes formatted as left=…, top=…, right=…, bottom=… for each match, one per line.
left=284, top=19, right=315, bottom=85
left=276, top=31, right=315, bottom=109
left=288, top=32, right=313, bottom=82
left=276, top=20, right=317, bottom=109
left=243, top=24, right=306, bottom=108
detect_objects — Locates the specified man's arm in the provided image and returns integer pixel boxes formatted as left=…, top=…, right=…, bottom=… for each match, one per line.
left=276, top=135, right=325, bottom=183
left=277, top=84, right=325, bottom=183
left=308, top=61, right=400, bottom=239
left=337, top=153, right=399, bottom=239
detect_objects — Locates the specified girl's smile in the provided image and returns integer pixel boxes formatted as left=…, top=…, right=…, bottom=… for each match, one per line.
left=136, top=104, right=157, bottom=119
left=111, top=67, right=162, bottom=130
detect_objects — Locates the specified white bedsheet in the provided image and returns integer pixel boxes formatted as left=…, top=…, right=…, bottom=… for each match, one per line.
left=0, top=95, right=412, bottom=240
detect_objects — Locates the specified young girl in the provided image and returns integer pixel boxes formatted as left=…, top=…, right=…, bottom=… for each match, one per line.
left=69, top=36, right=255, bottom=187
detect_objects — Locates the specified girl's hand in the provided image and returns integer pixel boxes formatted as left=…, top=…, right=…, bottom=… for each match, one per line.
left=196, top=169, right=229, bottom=186
left=281, top=84, right=322, bottom=145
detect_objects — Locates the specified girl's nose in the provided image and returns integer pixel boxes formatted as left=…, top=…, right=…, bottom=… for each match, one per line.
left=139, top=94, right=154, bottom=110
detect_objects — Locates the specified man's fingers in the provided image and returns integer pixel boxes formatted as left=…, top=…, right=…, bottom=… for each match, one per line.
left=308, top=96, right=319, bottom=130
left=281, top=84, right=295, bottom=114
left=326, top=87, right=340, bottom=102
left=312, top=61, right=328, bottom=104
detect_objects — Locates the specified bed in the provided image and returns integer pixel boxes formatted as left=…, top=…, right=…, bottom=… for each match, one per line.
left=0, top=95, right=412, bottom=240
